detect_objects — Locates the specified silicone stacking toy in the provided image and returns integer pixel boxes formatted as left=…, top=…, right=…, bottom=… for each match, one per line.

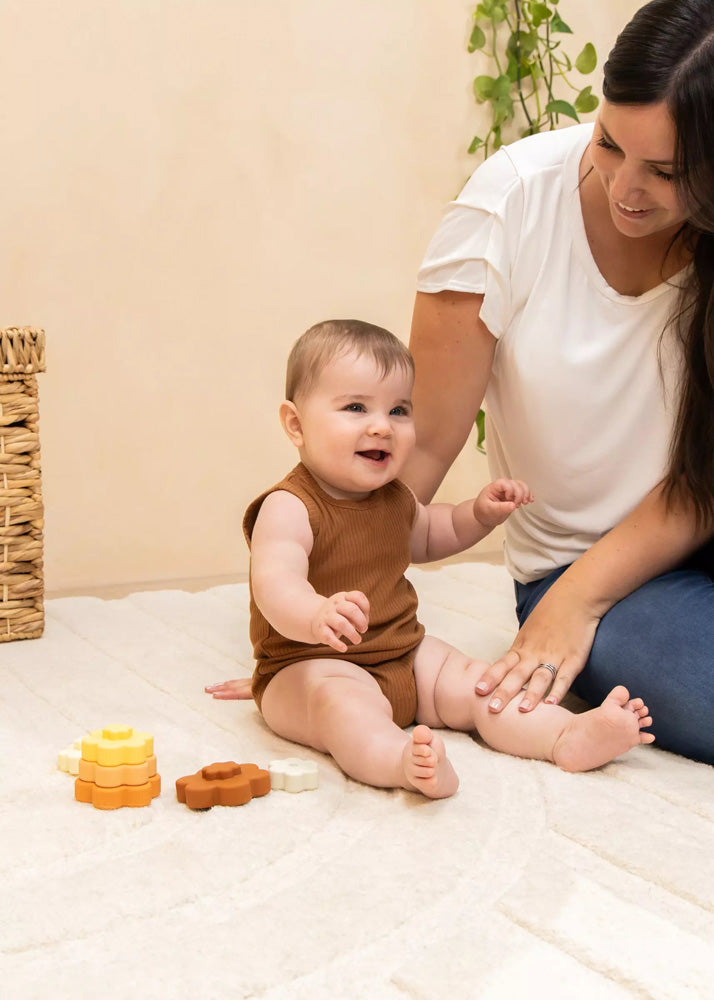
left=268, top=758, right=319, bottom=792
left=57, top=738, right=84, bottom=775
left=73, top=725, right=161, bottom=809
left=81, top=725, right=153, bottom=766
left=176, top=762, right=271, bottom=809
left=75, top=774, right=161, bottom=810
left=78, top=754, right=158, bottom=788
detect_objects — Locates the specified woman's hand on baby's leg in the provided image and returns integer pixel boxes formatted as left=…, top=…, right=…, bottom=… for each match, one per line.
left=204, top=678, right=253, bottom=699
left=474, top=586, right=599, bottom=713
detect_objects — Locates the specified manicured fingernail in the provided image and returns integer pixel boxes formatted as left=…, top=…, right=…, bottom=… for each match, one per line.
left=545, top=696, right=557, bottom=704
left=489, top=698, right=501, bottom=711
left=476, top=682, right=488, bottom=693
left=519, top=699, right=530, bottom=712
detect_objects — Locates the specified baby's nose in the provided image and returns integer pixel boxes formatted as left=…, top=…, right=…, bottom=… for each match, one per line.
left=368, top=413, right=391, bottom=435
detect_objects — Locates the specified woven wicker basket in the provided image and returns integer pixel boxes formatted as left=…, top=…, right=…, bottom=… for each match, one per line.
left=1, top=327, right=46, bottom=641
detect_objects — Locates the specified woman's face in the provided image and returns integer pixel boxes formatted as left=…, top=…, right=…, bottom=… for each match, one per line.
left=589, top=100, right=689, bottom=238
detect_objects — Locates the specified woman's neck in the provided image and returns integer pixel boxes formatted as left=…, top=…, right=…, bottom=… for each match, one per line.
left=578, top=150, right=692, bottom=297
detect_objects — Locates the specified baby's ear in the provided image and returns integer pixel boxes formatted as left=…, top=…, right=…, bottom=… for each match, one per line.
left=279, top=400, right=304, bottom=447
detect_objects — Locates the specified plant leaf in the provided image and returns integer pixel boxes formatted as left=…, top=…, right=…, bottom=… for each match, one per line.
left=575, top=42, right=597, bottom=74
left=545, top=99, right=579, bottom=121
left=468, top=24, right=487, bottom=52
left=528, top=60, right=544, bottom=81
left=492, top=94, right=515, bottom=126
left=492, top=74, right=512, bottom=98
left=478, top=0, right=508, bottom=22
left=468, top=135, right=485, bottom=154
left=475, top=409, right=486, bottom=453
left=507, top=29, right=539, bottom=58
left=574, top=85, right=599, bottom=113
left=521, top=122, right=542, bottom=137
left=529, top=2, right=552, bottom=28
left=550, top=12, right=572, bottom=33
left=473, top=75, right=496, bottom=101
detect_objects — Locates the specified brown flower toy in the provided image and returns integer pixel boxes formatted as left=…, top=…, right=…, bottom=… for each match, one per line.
left=175, top=762, right=271, bottom=809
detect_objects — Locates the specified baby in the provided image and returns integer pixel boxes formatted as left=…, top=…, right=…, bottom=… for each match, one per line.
left=207, top=319, right=654, bottom=798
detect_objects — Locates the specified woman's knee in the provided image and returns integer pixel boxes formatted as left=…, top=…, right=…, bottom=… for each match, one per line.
left=575, top=570, right=714, bottom=762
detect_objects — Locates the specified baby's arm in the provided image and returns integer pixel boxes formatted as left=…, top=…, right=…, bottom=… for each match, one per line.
left=206, top=491, right=370, bottom=701
left=410, top=478, right=533, bottom=563
left=249, top=491, right=369, bottom=652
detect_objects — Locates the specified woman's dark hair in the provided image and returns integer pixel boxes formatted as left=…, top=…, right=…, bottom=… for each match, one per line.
left=604, top=0, right=714, bottom=528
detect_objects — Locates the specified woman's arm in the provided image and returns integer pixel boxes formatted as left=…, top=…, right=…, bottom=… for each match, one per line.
left=403, top=290, right=496, bottom=503
left=480, top=481, right=713, bottom=713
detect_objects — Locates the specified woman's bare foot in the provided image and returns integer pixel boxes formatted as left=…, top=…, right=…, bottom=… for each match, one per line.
left=402, top=724, right=459, bottom=798
left=552, top=685, right=654, bottom=772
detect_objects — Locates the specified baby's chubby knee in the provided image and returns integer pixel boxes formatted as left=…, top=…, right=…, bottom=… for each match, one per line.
left=304, top=667, right=388, bottom=719
left=437, top=647, right=491, bottom=690
left=306, top=675, right=350, bottom=717
left=421, top=642, right=492, bottom=731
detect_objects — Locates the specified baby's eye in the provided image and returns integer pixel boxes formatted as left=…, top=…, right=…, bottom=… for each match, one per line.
left=344, top=402, right=366, bottom=412
left=390, top=405, right=411, bottom=417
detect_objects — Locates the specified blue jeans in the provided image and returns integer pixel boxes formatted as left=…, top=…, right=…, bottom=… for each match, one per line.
left=514, top=553, right=714, bottom=764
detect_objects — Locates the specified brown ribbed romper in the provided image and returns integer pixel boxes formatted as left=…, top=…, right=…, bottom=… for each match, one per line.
left=244, top=462, right=425, bottom=727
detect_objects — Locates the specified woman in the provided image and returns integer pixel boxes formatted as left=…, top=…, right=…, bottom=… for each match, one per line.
left=406, top=0, right=714, bottom=762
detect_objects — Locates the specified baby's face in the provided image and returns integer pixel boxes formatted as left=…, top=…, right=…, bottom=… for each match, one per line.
left=293, top=351, right=415, bottom=501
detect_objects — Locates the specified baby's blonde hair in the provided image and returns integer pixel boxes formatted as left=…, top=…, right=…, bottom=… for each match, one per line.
left=285, top=319, right=414, bottom=402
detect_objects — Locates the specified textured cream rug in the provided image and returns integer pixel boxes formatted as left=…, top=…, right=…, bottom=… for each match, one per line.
left=2, top=562, right=713, bottom=999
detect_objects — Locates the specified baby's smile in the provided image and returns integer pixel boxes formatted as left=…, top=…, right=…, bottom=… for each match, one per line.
left=357, top=449, right=389, bottom=463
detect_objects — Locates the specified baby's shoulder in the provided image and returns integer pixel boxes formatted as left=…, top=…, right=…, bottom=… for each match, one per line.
left=248, top=489, right=315, bottom=553
left=254, top=489, right=310, bottom=526
left=388, top=479, right=419, bottom=521
left=244, top=485, right=314, bottom=548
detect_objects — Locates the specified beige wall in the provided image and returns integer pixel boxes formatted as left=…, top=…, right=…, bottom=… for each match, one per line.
left=0, top=0, right=641, bottom=593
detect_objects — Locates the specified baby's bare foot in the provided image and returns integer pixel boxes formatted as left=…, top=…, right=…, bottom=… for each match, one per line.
left=553, top=685, right=654, bottom=773
left=402, top=725, right=459, bottom=799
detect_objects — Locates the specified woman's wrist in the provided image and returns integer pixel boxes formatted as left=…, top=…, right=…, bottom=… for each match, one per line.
left=541, top=566, right=610, bottom=621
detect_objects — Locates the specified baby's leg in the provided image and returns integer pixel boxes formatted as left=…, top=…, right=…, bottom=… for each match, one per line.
left=414, top=636, right=654, bottom=771
left=260, top=658, right=458, bottom=798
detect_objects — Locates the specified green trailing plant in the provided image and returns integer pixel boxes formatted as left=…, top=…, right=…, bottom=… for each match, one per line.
left=468, top=0, right=599, bottom=160
left=468, top=1, right=598, bottom=451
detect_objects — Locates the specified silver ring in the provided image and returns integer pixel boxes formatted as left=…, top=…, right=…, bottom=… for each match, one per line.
left=536, top=662, right=557, bottom=680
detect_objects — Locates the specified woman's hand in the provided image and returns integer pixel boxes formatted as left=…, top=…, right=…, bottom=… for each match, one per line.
left=476, top=584, right=601, bottom=713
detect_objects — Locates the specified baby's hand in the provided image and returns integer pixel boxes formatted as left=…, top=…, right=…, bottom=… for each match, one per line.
left=204, top=678, right=253, bottom=700
left=311, top=590, right=370, bottom=652
left=474, top=478, right=534, bottom=530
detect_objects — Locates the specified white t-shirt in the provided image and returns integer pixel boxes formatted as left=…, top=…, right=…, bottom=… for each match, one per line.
left=417, top=124, right=685, bottom=583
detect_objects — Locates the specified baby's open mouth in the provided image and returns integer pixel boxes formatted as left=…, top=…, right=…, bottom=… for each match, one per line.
left=357, top=450, right=388, bottom=463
